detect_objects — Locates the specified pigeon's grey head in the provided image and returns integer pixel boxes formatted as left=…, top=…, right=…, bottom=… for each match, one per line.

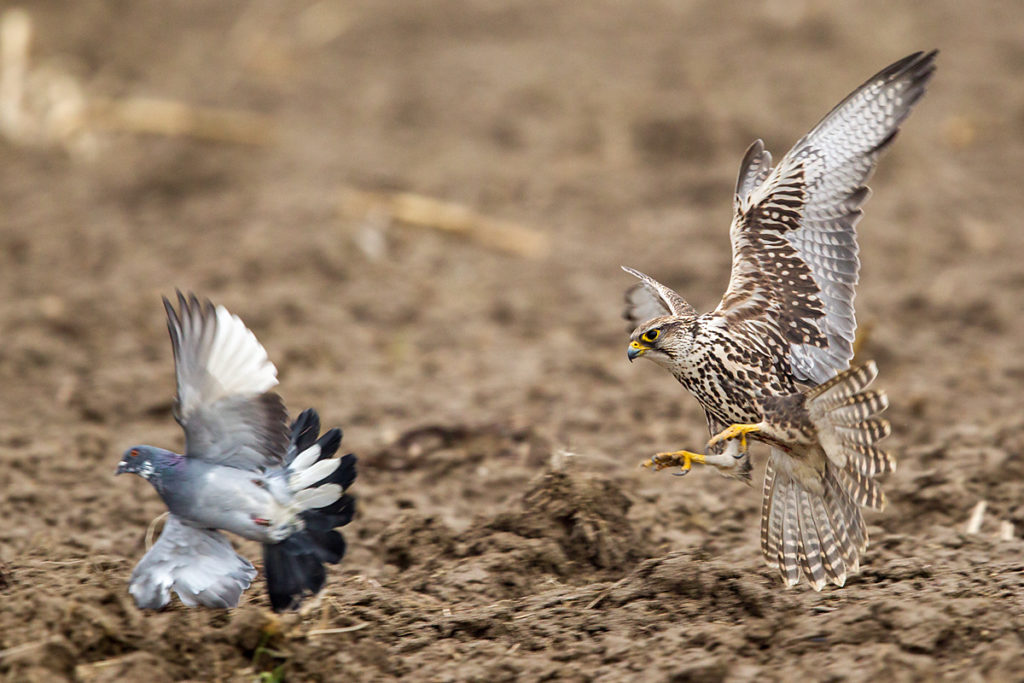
left=116, top=446, right=180, bottom=480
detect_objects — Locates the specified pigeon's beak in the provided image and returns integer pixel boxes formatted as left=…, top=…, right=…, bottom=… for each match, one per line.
left=115, top=460, right=130, bottom=476
left=627, top=340, right=647, bottom=362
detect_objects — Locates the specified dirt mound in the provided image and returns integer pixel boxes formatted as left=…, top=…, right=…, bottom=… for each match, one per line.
left=482, top=469, right=652, bottom=574
left=376, top=464, right=653, bottom=607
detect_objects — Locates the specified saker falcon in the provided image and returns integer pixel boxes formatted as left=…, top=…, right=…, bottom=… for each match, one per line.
left=624, top=51, right=936, bottom=589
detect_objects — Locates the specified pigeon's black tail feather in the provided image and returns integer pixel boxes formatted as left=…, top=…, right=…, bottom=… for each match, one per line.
left=264, top=534, right=328, bottom=612
left=285, top=409, right=323, bottom=465
left=266, top=410, right=357, bottom=612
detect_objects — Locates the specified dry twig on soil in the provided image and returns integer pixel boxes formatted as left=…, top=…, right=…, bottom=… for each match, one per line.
left=965, top=500, right=987, bottom=534
left=88, top=97, right=276, bottom=146
left=340, top=186, right=550, bottom=259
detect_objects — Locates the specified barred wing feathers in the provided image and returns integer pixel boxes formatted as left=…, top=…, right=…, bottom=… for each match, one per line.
left=717, top=51, right=937, bottom=384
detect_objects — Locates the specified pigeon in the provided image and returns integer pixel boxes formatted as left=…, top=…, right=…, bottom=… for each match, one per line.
left=116, top=293, right=357, bottom=612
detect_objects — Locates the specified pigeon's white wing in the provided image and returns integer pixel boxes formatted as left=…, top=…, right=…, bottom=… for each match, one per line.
left=622, top=266, right=697, bottom=328
left=165, top=292, right=289, bottom=469
left=716, top=51, right=937, bottom=384
left=129, top=514, right=257, bottom=609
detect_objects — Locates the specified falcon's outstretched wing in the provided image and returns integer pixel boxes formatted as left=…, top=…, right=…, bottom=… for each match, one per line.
left=715, top=51, right=937, bottom=385
left=165, top=292, right=289, bottom=469
left=129, top=514, right=257, bottom=609
left=622, top=266, right=697, bottom=328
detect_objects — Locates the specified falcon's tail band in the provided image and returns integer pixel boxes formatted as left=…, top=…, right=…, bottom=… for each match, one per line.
left=265, top=409, right=357, bottom=612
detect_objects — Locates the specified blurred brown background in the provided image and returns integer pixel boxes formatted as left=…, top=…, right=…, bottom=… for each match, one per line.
left=1, top=1, right=1022, bottom=680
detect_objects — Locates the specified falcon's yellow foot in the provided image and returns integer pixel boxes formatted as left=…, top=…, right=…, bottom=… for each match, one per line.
left=641, top=450, right=707, bottom=477
left=707, top=423, right=761, bottom=451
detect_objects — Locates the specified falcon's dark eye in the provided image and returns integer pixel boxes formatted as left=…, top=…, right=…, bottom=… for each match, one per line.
left=641, top=329, right=660, bottom=344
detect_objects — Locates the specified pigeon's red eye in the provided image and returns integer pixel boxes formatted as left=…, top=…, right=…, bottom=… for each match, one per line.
left=130, top=449, right=140, bottom=458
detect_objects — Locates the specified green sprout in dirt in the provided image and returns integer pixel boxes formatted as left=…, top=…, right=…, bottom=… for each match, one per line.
left=252, top=629, right=288, bottom=683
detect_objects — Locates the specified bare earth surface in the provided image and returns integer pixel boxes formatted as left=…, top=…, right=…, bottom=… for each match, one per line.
left=2, top=1, right=1024, bottom=681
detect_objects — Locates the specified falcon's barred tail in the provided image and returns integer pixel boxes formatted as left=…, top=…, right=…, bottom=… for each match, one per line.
left=762, top=450, right=866, bottom=591
left=762, top=362, right=893, bottom=590
left=264, top=410, right=357, bottom=612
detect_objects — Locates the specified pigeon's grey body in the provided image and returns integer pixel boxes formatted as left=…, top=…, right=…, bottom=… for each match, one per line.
left=143, top=452, right=298, bottom=543
left=118, top=294, right=356, bottom=612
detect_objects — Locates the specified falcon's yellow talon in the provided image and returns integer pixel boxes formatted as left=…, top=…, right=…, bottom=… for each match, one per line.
left=707, top=423, right=761, bottom=450
left=642, top=450, right=707, bottom=474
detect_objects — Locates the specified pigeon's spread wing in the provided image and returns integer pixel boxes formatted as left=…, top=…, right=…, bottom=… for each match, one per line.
left=715, top=51, right=937, bottom=385
left=165, top=292, right=289, bottom=469
left=622, top=266, right=697, bottom=328
left=129, top=514, right=257, bottom=609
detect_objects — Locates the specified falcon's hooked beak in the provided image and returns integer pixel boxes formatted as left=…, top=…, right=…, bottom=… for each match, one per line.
left=627, top=340, right=647, bottom=361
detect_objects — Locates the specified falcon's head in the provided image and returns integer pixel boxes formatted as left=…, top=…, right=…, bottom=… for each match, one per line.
left=627, top=317, right=688, bottom=368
